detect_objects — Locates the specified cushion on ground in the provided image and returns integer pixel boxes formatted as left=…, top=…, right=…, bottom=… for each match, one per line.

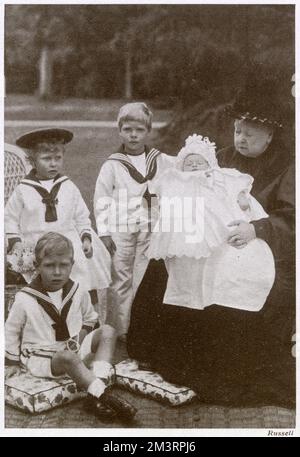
left=5, top=369, right=83, bottom=413
left=5, top=363, right=117, bottom=414
left=115, top=359, right=197, bottom=406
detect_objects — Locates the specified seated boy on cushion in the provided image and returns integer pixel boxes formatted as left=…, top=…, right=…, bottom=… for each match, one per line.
left=5, top=232, right=136, bottom=421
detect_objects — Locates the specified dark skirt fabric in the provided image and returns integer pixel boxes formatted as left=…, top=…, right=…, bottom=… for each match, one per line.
left=127, top=260, right=295, bottom=408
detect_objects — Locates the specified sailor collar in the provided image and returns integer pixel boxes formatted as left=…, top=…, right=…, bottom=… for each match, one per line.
left=22, top=276, right=79, bottom=341
left=107, top=145, right=161, bottom=184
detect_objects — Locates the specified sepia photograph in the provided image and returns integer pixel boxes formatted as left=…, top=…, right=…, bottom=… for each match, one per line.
left=2, top=1, right=296, bottom=435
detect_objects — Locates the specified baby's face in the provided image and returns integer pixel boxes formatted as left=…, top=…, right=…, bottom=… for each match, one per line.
left=183, top=154, right=209, bottom=172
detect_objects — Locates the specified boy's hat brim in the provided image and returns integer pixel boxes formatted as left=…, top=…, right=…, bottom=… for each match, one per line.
left=16, top=128, right=73, bottom=149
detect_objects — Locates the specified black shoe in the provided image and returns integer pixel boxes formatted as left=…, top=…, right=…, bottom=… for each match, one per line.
left=85, top=393, right=117, bottom=421
left=100, top=388, right=137, bottom=423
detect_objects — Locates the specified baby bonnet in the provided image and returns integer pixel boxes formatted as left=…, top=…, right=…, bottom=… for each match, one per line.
left=176, top=134, right=219, bottom=170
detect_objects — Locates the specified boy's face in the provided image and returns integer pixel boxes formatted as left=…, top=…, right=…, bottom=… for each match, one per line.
left=183, top=154, right=209, bottom=172
left=34, top=143, right=64, bottom=179
left=119, top=121, right=150, bottom=155
left=234, top=119, right=273, bottom=158
left=36, top=253, right=74, bottom=291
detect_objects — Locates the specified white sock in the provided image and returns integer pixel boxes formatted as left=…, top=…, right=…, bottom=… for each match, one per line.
left=87, top=378, right=106, bottom=398
left=92, top=360, right=113, bottom=380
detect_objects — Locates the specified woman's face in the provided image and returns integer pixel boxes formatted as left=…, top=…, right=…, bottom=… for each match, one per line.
left=234, top=119, right=273, bottom=158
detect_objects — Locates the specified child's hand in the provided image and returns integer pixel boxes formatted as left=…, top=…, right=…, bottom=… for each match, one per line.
left=78, top=328, right=88, bottom=345
left=100, top=236, right=116, bottom=256
left=66, top=337, right=80, bottom=353
left=227, top=220, right=256, bottom=249
left=82, top=238, right=93, bottom=258
left=67, top=329, right=88, bottom=352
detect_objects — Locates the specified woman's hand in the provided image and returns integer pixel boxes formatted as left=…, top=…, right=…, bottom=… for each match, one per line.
left=82, top=238, right=93, bottom=258
left=227, top=220, right=256, bottom=249
left=100, top=236, right=116, bottom=256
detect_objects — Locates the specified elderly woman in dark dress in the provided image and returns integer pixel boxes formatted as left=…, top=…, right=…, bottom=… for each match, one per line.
left=127, top=84, right=295, bottom=408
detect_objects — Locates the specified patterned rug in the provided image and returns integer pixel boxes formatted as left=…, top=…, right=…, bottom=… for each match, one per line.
left=5, top=342, right=295, bottom=429
left=5, top=392, right=295, bottom=429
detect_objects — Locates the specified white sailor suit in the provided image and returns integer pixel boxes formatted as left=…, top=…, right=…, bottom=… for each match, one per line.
left=94, top=145, right=175, bottom=334
left=5, top=170, right=111, bottom=290
left=5, top=276, right=98, bottom=378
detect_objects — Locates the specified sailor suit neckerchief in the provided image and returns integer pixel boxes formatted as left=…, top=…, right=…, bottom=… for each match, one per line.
left=20, top=170, right=69, bottom=222
left=107, top=145, right=161, bottom=183
left=22, top=276, right=79, bottom=341
left=107, top=145, right=161, bottom=207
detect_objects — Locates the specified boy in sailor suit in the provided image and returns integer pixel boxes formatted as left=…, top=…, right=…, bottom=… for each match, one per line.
left=5, top=128, right=111, bottom=292
left=94, top=103, right=175, bottom=339
left=5, top=232, right=136, bottom=421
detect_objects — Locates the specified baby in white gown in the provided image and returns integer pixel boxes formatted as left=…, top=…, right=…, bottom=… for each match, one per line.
left=148, top=134, right=275, bottom=312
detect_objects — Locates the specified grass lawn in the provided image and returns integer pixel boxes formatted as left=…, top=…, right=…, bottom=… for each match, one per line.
left=5, top=95, right=172, bottom=122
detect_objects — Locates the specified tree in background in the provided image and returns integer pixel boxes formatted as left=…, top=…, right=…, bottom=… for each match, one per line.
left=5, top=4, right=152, bottom=99
left=5, top=4, right=294, bottom=151
left=134, top=5, right=294, bottom=152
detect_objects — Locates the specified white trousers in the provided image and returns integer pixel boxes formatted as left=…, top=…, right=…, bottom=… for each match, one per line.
left=108, top=230, right=151, bottom=335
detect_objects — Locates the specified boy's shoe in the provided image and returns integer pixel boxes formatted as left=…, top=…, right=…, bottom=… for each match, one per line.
left=85, top=393, right=117, bottom=421
left=100, top=388, right=137, bottom=423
